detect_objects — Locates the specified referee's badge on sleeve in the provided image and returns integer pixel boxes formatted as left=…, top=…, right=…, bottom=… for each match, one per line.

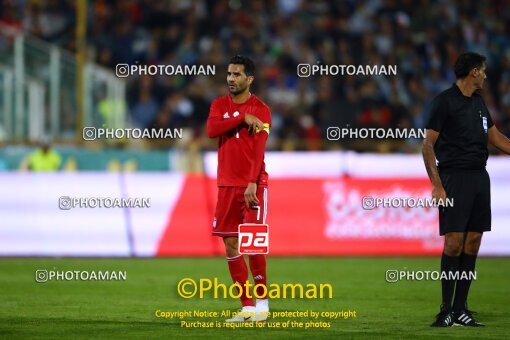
left=482, top=116, right=488, bottom=133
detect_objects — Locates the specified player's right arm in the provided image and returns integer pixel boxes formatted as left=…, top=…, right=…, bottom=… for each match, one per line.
left=206, top=99, right=245, bottom=138
left=206, top=99, right=264, bottom=138
left=422, top=95, right=447, bottom=203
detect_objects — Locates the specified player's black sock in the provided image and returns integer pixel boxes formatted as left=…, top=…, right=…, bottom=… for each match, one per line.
left=452, top=253, right=477, bottom=313
left=441, top=253, right=460, bottom=309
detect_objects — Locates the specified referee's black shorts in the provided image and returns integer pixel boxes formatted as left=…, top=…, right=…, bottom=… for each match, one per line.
left=438, top=169, right=491, bottom=235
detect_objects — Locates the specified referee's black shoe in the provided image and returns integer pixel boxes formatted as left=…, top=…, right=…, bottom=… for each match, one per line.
left=430, top=304, right=454, bottom=327
left=453, top=310, right=485, bottom=327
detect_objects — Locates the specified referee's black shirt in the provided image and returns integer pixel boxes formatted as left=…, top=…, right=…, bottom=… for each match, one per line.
left=426, top=83, right=494, bottom=170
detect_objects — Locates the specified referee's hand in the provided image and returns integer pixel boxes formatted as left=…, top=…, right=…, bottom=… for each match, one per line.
left=244, top=182, right=259, bottom=208
left=432, top=184, right=447, bottom=206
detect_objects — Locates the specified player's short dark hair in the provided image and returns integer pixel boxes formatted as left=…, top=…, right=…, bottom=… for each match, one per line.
left=454, top=52, right=486, bottom=79
left=229, top=55, right=255, bottom=76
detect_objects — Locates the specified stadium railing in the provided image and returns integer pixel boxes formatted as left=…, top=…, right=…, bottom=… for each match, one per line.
left=0, top=33, right=126, bottom=143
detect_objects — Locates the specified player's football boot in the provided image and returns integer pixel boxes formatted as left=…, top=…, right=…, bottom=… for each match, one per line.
left=453, top=310, right=485, bottom=327
left=430, top=304, right=454, bottom=327
left=251, top=299, right=269, bottom=322
left=226, top=306, right=257, bottom=322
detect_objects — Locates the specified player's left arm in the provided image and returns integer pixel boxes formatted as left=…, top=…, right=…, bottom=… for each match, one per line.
left=244, top=108, right=271, bottom=208
left=488, top=125, right=510, bottom=154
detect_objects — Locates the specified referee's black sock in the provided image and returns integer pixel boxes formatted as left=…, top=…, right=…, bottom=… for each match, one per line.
left=441, top=253, right=460, bottom=310
left=452, top=253, right=477, bottom=313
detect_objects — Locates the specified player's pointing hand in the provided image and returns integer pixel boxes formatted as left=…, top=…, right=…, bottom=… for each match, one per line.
left=245, top=114, right=264, bottom=134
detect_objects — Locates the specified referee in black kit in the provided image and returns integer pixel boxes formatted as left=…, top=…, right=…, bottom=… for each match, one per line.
left=422, top=52, right=510, bottom=327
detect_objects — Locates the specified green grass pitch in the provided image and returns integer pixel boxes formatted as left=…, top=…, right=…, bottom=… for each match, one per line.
left=1, top=257, right=509, bottom=339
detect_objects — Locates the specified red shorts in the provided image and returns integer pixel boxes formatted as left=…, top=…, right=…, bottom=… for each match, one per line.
left=212, top=186, right=268, bottom=237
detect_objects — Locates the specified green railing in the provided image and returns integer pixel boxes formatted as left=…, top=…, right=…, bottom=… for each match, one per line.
left=0, top=34, right=126, bottom=142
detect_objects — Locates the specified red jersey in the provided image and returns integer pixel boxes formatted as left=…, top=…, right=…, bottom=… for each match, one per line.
left=206, top=94, right=271, bottom=187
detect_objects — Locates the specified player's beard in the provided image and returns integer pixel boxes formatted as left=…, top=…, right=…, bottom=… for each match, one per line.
left=228, top=82, right=248, bottom=95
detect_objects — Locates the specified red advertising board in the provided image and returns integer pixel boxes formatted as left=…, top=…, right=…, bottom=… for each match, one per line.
left=156, top=175, right=443, bottom=256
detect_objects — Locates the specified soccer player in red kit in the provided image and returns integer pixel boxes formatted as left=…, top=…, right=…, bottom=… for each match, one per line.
left=206, top=55, right=271, bottom=322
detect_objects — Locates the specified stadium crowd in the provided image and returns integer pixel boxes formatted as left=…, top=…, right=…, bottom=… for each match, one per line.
left=1, top=0, right=510, bottom=151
